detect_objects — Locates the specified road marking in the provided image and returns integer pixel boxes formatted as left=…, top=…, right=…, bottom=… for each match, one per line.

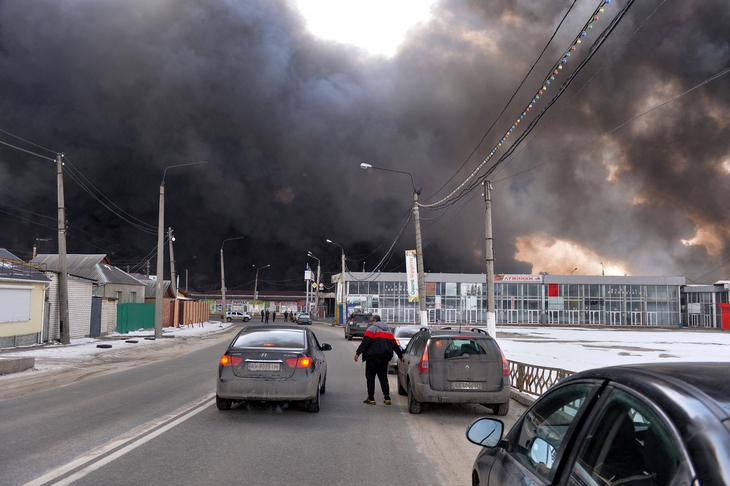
left=24, top=395, right=214, bottom=486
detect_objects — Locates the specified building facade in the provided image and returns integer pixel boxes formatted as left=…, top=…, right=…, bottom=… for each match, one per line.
left=333, top=272, right=691, bottom=327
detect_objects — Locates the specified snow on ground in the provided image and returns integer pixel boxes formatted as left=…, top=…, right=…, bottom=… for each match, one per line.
left=0, top=321, right=233, bottom=365
left=495, top=325, right=730, bottom=372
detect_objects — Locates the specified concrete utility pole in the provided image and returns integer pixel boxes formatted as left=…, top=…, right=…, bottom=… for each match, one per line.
left=308, top=251, right=321, bottom=316
left=155, top=161, right=208, bottom=339
left=57, top=154, right=70, bottom=344
left=168, top=227, right=177, bottom=297
left=326, top=239, right=346, bottom=323
left=483, top=180, right=496, bottom=337
left=359, top=163, right=427, bottom=326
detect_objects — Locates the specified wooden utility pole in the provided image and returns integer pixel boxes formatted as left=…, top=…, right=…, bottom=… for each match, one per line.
left=57, top=154, right=70, bottom=344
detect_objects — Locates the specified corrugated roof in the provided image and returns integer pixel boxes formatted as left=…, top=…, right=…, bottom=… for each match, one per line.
left=0, top=249, right=51, bottom=283
left=31, top=254, right=143, bottom=286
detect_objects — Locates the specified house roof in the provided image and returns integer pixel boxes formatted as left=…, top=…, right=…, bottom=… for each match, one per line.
left=0, top=249, right=51, bottom=283
left=130, top=273, right=173, bottom=299
left=31, top=254, right=143, bottom=286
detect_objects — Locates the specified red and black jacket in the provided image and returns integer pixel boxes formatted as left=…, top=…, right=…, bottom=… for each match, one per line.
left=356, top=321, right=403, bottom=361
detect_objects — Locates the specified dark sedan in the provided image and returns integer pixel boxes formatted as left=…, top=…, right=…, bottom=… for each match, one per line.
left=466, top=362, right=730, bottom=486
left=216, top=325, right=331, bottom=412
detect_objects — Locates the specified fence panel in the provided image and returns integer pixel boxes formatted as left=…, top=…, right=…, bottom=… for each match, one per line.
left=117, top=302, right=155, bottom=333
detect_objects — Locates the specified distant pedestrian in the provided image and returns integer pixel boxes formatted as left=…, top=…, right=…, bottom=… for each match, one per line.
left=261, top=310, right=264, bottom=322
left=265, top=309, right=270, bottom=323
left=354, top=315, right=403, bottom=405
left=272, top=311, right=276, bottom=322
left=284, top=311, right=289, bottom=322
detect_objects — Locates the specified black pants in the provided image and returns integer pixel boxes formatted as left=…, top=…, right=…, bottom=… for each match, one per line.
left=364, top=357, right=390, bottom=399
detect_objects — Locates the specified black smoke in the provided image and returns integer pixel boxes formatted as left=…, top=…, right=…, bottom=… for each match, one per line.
left=0, top=0, right=728, bottom=291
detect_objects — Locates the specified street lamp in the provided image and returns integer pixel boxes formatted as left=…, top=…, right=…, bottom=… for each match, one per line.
left=307, top=251, right=321, bottom=316
left=326, top=239, right=347, bottom=324
left=571, top=268, right=578, bottom=275
left=252, top=264, right=270, bottom=304
left=600, top=262, right=605, bottom=276
left=360, top=163, right=427, bottom=326
left=155, top=161, right=208, bottom=338
left=220, top=237, right=245, bottom=323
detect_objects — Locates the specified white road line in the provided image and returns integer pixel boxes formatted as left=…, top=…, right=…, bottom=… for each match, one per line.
left=24, top=396, right=214, bottom=486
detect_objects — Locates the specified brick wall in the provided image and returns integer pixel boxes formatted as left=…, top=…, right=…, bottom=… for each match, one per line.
left=44, top=272, right=94, bottom=341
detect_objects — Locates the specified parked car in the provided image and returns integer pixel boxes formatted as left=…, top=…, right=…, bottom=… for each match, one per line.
left=296, top=313, right=311, bottom=325
left=216, top=325, right=332, bottom=412
left=388, top=325, right=423, bottom=372
left=397, top=327, right=510, bottom=415
left=345, top=312, right=372, bottom=340
left=225, top=311, right=251, bottom=322
left=466, top=362, right=730, bottom=486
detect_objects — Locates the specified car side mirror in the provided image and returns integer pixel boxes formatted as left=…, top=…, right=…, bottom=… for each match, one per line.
left=529, top=437, right=556, bottom=470
left=466, top=418, right=504, bottom=447
left=320, top=343, right=332, bottom=351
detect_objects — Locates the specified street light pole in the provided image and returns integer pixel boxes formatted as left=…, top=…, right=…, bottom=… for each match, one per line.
left=360, top=163, right=427, bottom=326
left=155, top=161, right=207, bottom=339
left=253, top=264, right=270, bottom=306
left=307, top=251, right=321, bottom=316
left=220, top=237, right=245, bottom=323
left=483, top=180, right=496, bottom=337
left=326, top=239, right=346, bottom=324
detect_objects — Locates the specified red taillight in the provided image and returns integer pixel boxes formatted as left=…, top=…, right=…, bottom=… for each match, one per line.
left=500, top=348, right=509, bottom=376
left=220, top=355, right=242, bottom=367
left=418, top=343, right=429, bottom=373
left=286, top=356, right=313, bottom=368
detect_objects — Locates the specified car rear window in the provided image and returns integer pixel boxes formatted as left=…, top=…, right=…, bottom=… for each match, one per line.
left=395, top=328, right=421, bottom=339
left=233, top=330, right=305, bottom=349
left=431, top=337, right=495, bottom=359
left=351, top=314, right=371, bottom=323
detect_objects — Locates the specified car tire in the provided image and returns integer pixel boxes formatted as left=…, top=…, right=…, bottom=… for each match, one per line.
left=243, top=317, right=250, bottom=322
left=307, top=384, right=321, bottom=413
left=397, top=377, right=407, bottom=396
left=407, top=380, right=422, bottom=414
left=216, top=395, right=232, bottom=411
left=320, top=375, right=327, bottom=394
left=493, top=401, right=509, bottom=416
left=347, top=334, right=353, bottom=341
left=226, top=317, right=232, bottom=322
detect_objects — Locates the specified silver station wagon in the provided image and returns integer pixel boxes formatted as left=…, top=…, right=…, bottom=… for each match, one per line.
left=397, top=327, right=510, bottom=415
left=216, top=325, right=332, bottom=412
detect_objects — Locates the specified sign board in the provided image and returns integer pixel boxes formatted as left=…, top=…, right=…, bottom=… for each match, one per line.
left=405, top=250, right=419, bottom=302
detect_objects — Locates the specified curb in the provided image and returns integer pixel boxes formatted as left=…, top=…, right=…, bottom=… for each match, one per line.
left=0, top=357, right=35, bottom=376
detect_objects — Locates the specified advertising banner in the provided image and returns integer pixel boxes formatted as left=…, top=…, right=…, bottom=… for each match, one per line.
left=405, top=250, right=419, bottom=302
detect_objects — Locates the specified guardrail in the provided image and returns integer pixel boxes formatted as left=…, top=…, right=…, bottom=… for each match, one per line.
left=509, top=360, right=574, bottom=397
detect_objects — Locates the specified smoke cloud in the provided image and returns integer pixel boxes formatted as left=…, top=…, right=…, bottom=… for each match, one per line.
left=0, top=0, right=728, bottom=291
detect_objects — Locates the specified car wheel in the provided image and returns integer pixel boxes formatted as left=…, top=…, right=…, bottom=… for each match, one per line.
left=347, top=334, right=353, bottom=341
left=320, top=375, right=327, bottom=395
left=307, top=384, right=321, bottom=413
left=397, top=376, right=407, bottom=396
left=226, top=317, right=232, bottom=322
left=493, top=401, right=509, bottom=416
left=407, top=380, right=422, bottom=414
left=216, top=395, right=232, bottom=411
left=243, top=317, right=250, bottom=322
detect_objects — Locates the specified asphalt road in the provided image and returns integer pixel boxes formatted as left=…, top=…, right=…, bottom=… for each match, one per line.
left=0, top=324, right=526, bottom=486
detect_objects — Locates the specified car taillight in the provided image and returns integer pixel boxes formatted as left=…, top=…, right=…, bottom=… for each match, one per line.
left=418, top=344, right=429, bottom=373
left=220, top=355, right=242, bottom=367
left=286, top=356, right=313, bottom=368
left=499, top=348, right=509, bottom=376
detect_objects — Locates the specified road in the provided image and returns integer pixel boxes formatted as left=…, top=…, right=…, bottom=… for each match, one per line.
left=0, top=323, right=527, bottom=485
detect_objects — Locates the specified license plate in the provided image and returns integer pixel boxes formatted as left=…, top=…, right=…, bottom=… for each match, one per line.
left=452, top=381, right=483, bottom=390
left=248, top=362, right=280, bottom=372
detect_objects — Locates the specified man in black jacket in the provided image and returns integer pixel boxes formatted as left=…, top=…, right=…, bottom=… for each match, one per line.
left=354, top=315, right=403, bottom=405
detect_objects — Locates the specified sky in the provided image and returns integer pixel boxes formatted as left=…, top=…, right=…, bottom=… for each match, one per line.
left=0, top=0, right=729, bottom=292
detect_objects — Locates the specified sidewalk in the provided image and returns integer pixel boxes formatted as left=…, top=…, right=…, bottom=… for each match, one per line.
left=0, top=321, right=234, bottom=376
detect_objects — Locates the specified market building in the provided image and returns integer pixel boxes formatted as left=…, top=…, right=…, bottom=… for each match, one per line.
left=330, top=271, right=728, bottom=329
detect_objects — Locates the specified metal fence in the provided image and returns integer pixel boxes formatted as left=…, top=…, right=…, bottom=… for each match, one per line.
left=509, top=360, right=574, bottom=397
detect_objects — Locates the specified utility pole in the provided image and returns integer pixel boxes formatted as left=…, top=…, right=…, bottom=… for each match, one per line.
left=483, top=180, right=496, bottom=337
left=412, top=191, right=428, bottom=326
left=57, top=154, right=70, bottom=344
left=168, top=227, right=177, bottom=296
left=146, top=260, right=150, bottom=277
